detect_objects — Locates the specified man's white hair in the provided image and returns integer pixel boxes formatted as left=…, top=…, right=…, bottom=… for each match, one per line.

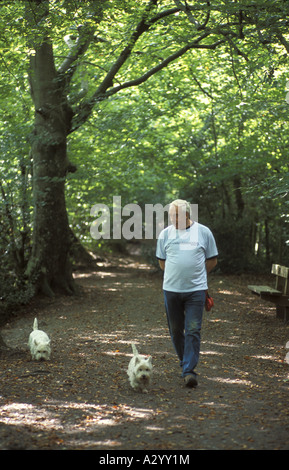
left=170, top=199, right=191, bottom=215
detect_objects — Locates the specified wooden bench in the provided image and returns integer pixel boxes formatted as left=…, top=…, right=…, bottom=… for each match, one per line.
left=248, top=264, right=289, bottom=322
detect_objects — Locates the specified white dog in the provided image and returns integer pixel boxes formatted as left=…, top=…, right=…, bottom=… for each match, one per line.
left=127, top=343, right=152, bottom=393
left=28, top=318, right=51, bottom=361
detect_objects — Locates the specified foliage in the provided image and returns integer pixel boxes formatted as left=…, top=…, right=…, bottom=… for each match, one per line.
left=1, top=0, right=289, bottom=309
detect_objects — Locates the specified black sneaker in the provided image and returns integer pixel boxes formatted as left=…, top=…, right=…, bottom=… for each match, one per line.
left=184, top=374, right=198, bottom=388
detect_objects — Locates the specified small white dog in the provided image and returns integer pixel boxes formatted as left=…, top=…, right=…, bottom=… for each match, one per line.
left=28, top=318, right=51, bottom=361
left=127, top=343, right=153, bottom=393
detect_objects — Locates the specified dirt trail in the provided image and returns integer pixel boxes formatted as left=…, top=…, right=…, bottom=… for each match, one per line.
left=0, top=255, right=289, bottom=450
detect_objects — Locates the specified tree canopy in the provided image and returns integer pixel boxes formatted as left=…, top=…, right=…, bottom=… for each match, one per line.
left=1, top=0, right=289, bottom=310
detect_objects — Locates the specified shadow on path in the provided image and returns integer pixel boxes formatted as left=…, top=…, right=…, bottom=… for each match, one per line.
left=0, top=255, right=289, bottom=450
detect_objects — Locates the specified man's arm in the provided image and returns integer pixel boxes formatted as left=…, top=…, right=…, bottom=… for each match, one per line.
left=158, top=259, right=166, bottom=271
left=206, top=257, right=217, bottom=274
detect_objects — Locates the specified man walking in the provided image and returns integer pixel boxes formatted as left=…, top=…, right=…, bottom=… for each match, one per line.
left=156, top=199, right=218, bottom=387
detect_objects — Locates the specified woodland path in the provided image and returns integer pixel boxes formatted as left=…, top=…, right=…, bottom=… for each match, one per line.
left=0, top=254, right=289, bottom=452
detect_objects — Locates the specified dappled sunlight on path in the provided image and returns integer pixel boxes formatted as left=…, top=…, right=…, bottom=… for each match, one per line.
left=1, top=256, right=289, bottom=450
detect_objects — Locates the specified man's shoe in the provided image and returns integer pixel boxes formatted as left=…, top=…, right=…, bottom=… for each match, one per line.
left=184, top=374, right=198, bottom=388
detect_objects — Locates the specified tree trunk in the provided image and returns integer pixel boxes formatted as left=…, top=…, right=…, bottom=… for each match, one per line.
left=27, top=39, right=77, bottom=296
left=0, top=333, right=9, bottom=351
left=233, top=176, right=245, bottom=219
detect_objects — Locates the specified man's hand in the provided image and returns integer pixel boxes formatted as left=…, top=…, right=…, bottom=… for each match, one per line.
left=206, top=257, right=217, bottom=274
left=158, top=259, right=165, bottom=271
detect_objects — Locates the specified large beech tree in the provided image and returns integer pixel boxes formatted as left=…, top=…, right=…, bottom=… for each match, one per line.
left=6, top=0, right=289, bottom=295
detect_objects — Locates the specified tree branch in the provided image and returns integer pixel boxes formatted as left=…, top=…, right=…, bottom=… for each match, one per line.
left=225, top=36, right=249, bottom=62
left=58, top=26, right=95, bottom=76
left=57, top=1, right=109, bottom=83
left=71, top=1, right=247, bottom=132
left=72, top=35, right=225, bottom=132
left=276, top=32, right=289, bottom=54
left=105, top=38, right=225, bottom=95
left=90, top=0, right=159, bottom=95
left=190, top=68, right=214, bottom=100
left=173, top=0, right=211, bottom=30
left=173, top=0, right=200, bottom=28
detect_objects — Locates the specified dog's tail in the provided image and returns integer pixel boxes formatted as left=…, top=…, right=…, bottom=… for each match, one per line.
left=131, top=343, right=139, bottom=356
left=33, top=318, right=38, bottom=331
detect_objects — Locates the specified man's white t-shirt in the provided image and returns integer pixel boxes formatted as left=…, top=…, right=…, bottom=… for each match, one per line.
left=156, top=222, right=218, bottom=293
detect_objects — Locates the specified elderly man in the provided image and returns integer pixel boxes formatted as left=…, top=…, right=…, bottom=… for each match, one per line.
left=156, top=199, right=218, bottom=387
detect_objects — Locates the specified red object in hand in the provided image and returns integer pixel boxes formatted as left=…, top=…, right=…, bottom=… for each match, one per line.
left=205, top=292, right=214, bottom=311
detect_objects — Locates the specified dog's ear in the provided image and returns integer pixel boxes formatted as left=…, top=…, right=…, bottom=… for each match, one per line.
left=147, top=356, right=152, bottom=364
left=135, top=356, right=140, bottom=364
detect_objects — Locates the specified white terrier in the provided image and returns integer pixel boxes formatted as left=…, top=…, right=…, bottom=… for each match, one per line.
left=28, top=318, right=51, bottom=361
left=127, top=343, right=153, bottom=393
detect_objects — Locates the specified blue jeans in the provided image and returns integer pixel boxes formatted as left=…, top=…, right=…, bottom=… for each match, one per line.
left=163, top=290, right=206, bottom=377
